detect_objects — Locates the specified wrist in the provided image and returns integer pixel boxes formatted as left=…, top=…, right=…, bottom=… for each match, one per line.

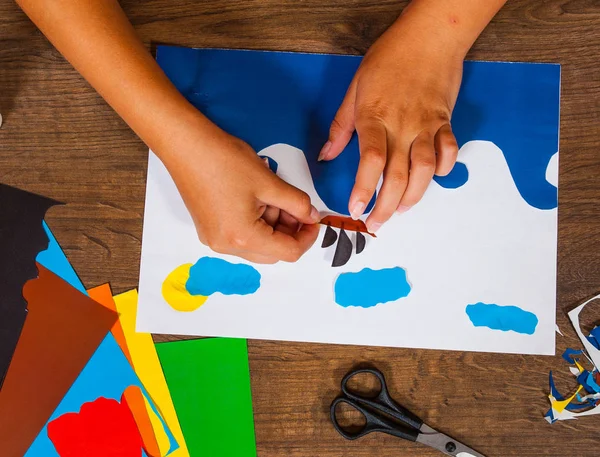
left=142, top=99, right=218, bottom=167
left=391, top=2, right=477, bottom=62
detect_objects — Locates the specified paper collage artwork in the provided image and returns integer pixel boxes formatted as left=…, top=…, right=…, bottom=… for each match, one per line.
left=138, top=47, right=560, bottom=354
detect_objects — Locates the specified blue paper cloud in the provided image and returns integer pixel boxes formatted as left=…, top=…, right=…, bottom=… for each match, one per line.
left=185, top=257, right=261, bottom=297
left=334, top=267, right=411, bottom=308
left=465, top=302, right=538, bottom=334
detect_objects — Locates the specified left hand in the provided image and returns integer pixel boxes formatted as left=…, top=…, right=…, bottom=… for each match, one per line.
left=318, top=17, right=464, bottom=233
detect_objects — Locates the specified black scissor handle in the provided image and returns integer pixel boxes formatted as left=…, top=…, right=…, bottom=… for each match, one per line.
left=340, top=368, right=423, bottom=431
left=330, top=396, right=419, bottom=442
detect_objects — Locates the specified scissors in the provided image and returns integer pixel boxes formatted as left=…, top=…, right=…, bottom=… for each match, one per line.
left=330, top=368, right=486, bottom=457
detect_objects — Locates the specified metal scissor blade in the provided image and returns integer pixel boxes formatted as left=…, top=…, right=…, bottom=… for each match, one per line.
left=416, top=425, right=486, bottom=457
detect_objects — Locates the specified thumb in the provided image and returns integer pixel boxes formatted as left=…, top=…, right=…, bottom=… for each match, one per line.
left=261, top=175, right=320, bottom=225
left=318, top=79, right=357, bottom=162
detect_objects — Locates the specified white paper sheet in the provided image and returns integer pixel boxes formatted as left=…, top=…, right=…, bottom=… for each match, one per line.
left=138, top=140, right=558, bottom=354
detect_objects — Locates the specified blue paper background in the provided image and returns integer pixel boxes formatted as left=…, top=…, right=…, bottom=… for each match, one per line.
left=156, top=46, right=560, bottom=213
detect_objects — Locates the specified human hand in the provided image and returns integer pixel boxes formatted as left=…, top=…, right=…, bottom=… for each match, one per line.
left=318, top=17, right=464, bottom=233
left=163, top=122, right=320, bottom=263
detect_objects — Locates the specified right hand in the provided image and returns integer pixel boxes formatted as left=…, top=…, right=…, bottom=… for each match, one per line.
left=162, top=122, right=320, bottom=264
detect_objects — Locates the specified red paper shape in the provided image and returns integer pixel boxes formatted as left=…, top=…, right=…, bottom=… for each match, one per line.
left=47, top=395, right=144, bottom=457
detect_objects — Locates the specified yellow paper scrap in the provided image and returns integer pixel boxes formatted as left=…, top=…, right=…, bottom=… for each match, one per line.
left=113, top=289, right=190, bottom=457
left=549, top=385, right=583, bottom=413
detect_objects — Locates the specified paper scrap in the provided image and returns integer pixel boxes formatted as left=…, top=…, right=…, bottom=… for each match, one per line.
left=545, top=292, right=600, bottom=423
left=0, top=183, right=61, bottom=387
left=88, top=284, right=133, bottom=364
left=332, top=227, right=352, bottom=267
left=321, top=224, right=337, bottom=248
left=113, top=290, right=189, bottom=457
left=122, top=384, right=162, bottom=456
left=568, top=294, right=600, bottom=369
left=0, top=265, right=117, bottom=457
left=47, top=395, right=144, bottom=457
left=37, top=222, right=86, bottom=294
left=156, top=338, right=257, bottom=457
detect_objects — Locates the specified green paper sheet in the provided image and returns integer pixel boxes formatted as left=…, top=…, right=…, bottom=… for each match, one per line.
left=155, top=338, right=256, bottom=457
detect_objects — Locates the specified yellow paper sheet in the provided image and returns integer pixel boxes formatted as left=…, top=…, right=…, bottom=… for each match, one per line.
left=113, top=290, right=190, bottom=457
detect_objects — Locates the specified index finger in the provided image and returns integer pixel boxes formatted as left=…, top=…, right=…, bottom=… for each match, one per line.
left=247, top=219, right=320, bottom=262
left=349, top=118, right=387, bottom=219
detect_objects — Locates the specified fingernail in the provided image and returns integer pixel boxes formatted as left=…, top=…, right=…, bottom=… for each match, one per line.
left=310, top=206, right=320, bottom=222
left=350, top=201, right=366, bottom=220
left=367, top=221, right=381, bottom=233
left=318, top=141, right=332, bottom=161
left=396, top=205, right=411, bottom=214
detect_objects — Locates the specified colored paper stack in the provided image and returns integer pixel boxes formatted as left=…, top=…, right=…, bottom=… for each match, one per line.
left=0, top=183, right=257, bottom=457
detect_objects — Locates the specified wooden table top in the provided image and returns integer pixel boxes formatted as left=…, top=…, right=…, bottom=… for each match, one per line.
left=2, top=1, right=600, bottom=455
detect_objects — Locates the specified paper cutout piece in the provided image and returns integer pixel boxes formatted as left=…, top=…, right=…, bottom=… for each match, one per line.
left=568, top=294, right=600, bottom=370
left=156, top=338, right=257, bottom=457
left=162, top=264, right=207, bottom=312
left=47, top=394, right=144, bottom=457
left=186, top=257, right=261, bottom=296
left=332, top=228, right=352, bottom=267
left=322, top=217, right=373, bottom=266
left=465, top=303, right=538, bottom=335
left=122, top=385, right=162, bottom=456
left=588, top=326, right=600, bottom=350
left=321, top=224, right=337, bottom=248
left=334, top=267, right=411, bottom=308
left=37, top=222, right=86, bottom=294
left=319, top=215, right=375, bottom=237
left=556, top=324, right=564, bottom=336
left=0, top=183, right=61, bottom=387
left=356, top=232, right=366, bottom=255
left=562, top=348, right=583, bottom=364
left=88, top=284, right=133, bottom=364
left=0, top=265, right=117, bottom=457
left=113, top=290, right=189, bottom=457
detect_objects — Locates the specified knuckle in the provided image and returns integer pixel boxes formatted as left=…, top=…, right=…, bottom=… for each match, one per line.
left=413, top=155, right=436, bottom=173
left=231, top=234, right=250, bottom=249
left=386, top=170, right=409, bottom=188
left=361, top=147, right=386, bottom=168
left=213, top=229, right=249, bottom=250
left=296, top=192, right=312, bottom=213
left=357, top=102, right=389, bottom=122
left=442, top=137, right=459, bottom=152
left=427, top=107, right=451, bottom=124
left=284, top=245, right=303, bottom=262
left=330, top=117, right=346, bottom=136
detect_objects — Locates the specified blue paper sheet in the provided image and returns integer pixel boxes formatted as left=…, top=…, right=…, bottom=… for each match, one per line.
left=157, top=46, right=560, bottom=213
left=37, top=222, right=86, bottom=294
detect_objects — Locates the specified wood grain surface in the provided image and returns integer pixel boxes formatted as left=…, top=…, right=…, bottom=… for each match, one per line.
left=1, top=1, right=600, bottom=455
